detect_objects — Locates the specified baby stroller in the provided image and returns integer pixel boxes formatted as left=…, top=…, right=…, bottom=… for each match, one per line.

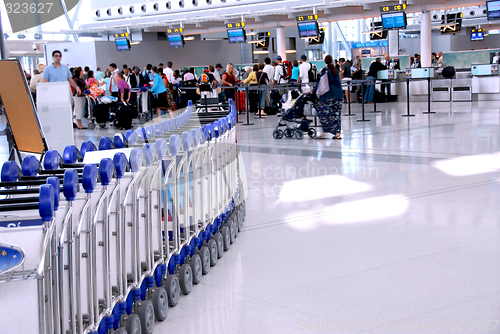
left=273, top=93, right=317, bottom=140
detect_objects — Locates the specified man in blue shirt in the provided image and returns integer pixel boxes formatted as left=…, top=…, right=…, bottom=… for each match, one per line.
left=42, top=50, right=81, bottom=96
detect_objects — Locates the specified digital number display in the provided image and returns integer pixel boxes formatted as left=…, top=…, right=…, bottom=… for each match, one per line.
left=380, top=3, right=407, bottom=13
left=471, top=29, right=484, bottom=41
left=226, top=22, right=245, bottom=29
left=167, top=28, right=183, bottom=34
left=296, top=14, right=319, bottom=22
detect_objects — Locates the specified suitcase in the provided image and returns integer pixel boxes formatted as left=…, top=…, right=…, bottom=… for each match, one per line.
left=237, top=90, right=246, bottom=112
left=93, top=103, right=111, bottom=124
left=116, top=103, right=134, bottom=129
left=264, top=105, right=279, bottom=115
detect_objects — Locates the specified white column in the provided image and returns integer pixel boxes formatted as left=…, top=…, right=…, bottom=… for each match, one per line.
left=331, top=22, right=338, bottom=59
left=420, top=11, right=432, bottom=67
left=354, top=19, right=360, bottom=43
left=388, top=30, right=399, bottom=56
left=276, top=26, right=287, bottom=61
left=361, top=19, right=367, bottom=43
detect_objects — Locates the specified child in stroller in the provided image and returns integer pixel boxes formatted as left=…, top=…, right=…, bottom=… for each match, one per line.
left=273, top=92, right=317, bottom=140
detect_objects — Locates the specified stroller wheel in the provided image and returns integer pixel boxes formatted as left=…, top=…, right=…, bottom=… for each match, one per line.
left=273, top=129, right=284, bottom=139
left=308, top=128, right=316, bottom=138
left=99, top=123, right=106, bottom=128
left=295, top=130, right=304, bottom=140
left=284, top=128, right=294, bottom=138
left=88, top=122, right=96, bottom=130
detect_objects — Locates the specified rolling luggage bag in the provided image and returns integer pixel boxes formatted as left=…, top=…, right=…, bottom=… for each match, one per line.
left=116, top=102, right=134, bottom=129
left=237, top=90, right=246, bottom=112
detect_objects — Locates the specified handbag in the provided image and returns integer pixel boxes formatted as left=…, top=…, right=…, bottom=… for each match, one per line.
left=89, top=83, right=105, bottom=99
left=316, top=68, right=330, bottom=97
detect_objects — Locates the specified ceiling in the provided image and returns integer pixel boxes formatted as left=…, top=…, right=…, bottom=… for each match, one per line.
left=75, top=0, right=487, bottom=36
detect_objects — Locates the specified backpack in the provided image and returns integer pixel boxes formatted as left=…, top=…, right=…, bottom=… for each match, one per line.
left=308, top=63, right=320, bottom=83
left=142, top=70, right=150, bottom=82
left=200, top=73, right=209, bottom=83
left=279, top=61, right=293, bottom=82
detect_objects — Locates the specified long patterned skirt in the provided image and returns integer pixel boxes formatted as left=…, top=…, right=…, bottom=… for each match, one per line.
left=316, top=98, right=342, bottom=134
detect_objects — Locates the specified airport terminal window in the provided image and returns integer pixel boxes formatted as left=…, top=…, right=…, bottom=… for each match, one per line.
left=166, top=2, right=171, bottom=9
left=154, top=3, right=159, bottom=11
left=130, top=6, right=134, bottom=13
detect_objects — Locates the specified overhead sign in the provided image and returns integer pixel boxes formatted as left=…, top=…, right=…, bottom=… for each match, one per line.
left=114, top=32, right=129, bottom=38
left=167, top=28, right=183, bottom=34
left=296, top=14, right=319, bottom=22
left=226, top=22, right=245, bottom=29
left=380, top=3, right=407, bottom=13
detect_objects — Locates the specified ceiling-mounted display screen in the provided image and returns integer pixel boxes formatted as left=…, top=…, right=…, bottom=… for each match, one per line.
left=115, top=38, right=131, bottom=51
left=381, top=12, right=407, bottom=29
left=227, top=28, right=246, bottom=43
left=487, top=0, right=500, bottom=20
left=471, top=28, right=485, bottom=41
left=168, top=33, right=185, bottom=48
left=297, top=21, right=319, bottom=38
left=308, top=31, right=325, bottom=45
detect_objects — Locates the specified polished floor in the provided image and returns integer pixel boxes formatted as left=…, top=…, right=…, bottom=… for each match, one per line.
left=5, top=100, right=500, bottom=333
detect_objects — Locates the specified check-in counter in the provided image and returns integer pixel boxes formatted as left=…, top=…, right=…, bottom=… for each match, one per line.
left=431, top=80, right=451, bottom=102
left=471, top=64, right=500, bottom=100
left=452, top=77, right=472, bottom=102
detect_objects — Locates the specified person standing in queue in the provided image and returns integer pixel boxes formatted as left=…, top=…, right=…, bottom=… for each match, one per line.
left=150, top=66, right=172, bottom=120
left=222, top=63, right=238, bottom=103
left=312, top=55, right=343, bottom=140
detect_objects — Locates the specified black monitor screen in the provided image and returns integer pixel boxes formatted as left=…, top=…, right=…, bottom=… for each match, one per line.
left=115, top=38, right=130, bottom=51
left=297, top=21, right=319, bottom=38
left=381, top=12, right=407, bottom=30
left=227, top=28, right=246, bottom=43
left=168, top=33, right=184, bottom=48
left=487, top=0, right=500, bottom=20
left=471, top=31, right=484, bottom=41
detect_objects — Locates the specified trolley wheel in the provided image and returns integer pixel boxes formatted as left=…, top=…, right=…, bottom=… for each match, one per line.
left=308, top=128, right=316, bottom=138
left=125, top=313, right=141, bottom=334
left=152, top=287, right=168, bottom=321
left=139, top=300, right=155, bottom=334
left=295, top=130, right=304, bottom=140
left=139, top=116, right=147, bottom=124
left=207, top=239, right=218, bottom=266
left=114, top=328, right=127, bottom=334
left=273, top=129, right=284, bottom=139
left=179, top=264, right=193, bottom=295
left=88, top=122, right=96, bottom=130
left=199, top=246, right=210, bottom=275
left=98, top=123, right=106, bottom=128
left=284, top=128, right=293, bottom=138
left=221, top=226, right=230, bottom=251
left=163, top=275, right=180, bottom=307
left=228, top=220, right=235, bottom=244
left=190, top=254, right=202, bottom=284
left=215, top=232, right=224, bottom=259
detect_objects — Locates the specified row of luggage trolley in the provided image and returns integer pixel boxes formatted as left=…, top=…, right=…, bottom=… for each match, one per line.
left=0, top=101, right=245, bottom=334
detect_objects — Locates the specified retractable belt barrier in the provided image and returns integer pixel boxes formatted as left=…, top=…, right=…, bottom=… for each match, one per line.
left=0, top=100, right=246, bottom=334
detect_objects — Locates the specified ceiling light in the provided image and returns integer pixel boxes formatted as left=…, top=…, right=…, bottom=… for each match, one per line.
left=253, top=50, right=269, bottom=54
left=286, top=50, right=296, bottom=54
left=130, top=42, right=140, bottom=45
left=246, top=32, right=257, bottom=36
left=184, top=36, right=195, bottom=40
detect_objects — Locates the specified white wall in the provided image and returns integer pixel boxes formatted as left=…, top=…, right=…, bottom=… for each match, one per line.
left=44, top=41, right=97, bottom=70
left=94, top=40, right=242, bottom=71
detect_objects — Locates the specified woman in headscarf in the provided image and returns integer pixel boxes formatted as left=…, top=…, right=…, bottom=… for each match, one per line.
left=312, top=55, right=344, bottom=139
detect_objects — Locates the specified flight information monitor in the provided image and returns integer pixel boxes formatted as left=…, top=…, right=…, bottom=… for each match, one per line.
left=227, top=28, right=246, bottom=43
left=168, top=33, right=184, bottom=48
left=115, top=38, right=131, bottom=51
left=297, top=21, right=319, bottom=38
left=381, top=12, right=407, bottom=29
left=487, top=0, right=500, bottom=20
